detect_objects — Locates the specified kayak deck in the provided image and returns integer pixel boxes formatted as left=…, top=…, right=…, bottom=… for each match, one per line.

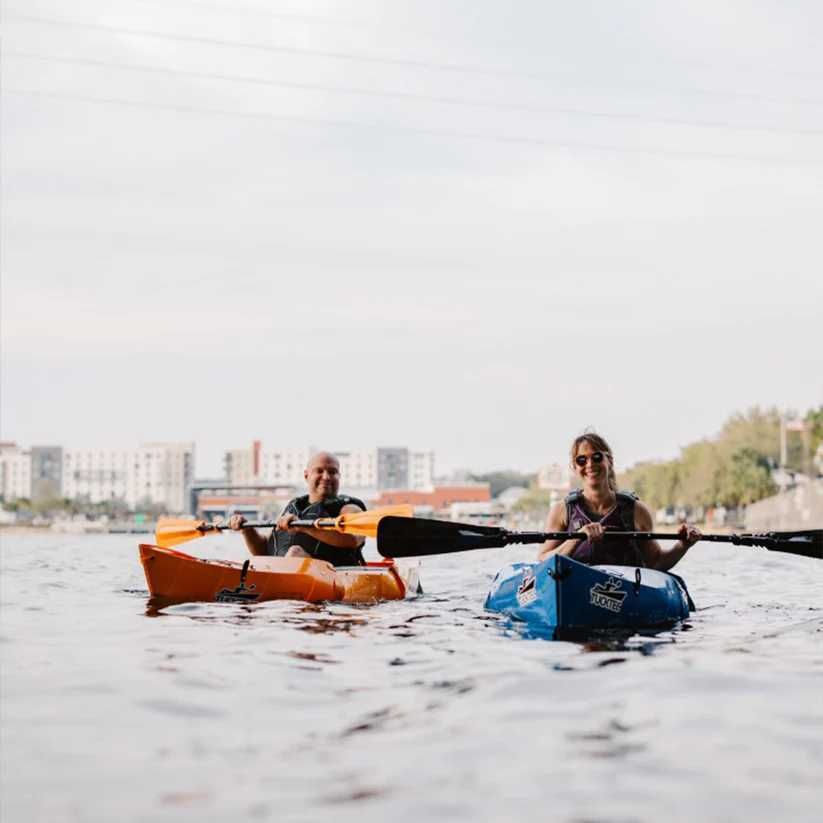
left=139, top=544, right=420, bottom=606
left=485, top=553, right=692, bottom=639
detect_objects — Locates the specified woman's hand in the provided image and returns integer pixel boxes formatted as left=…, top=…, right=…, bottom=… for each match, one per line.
left=678, top=522, right=702, bottom=548
left=578, top=522, right=606, bottom=542
left=227, top=514, right=247, bottom=531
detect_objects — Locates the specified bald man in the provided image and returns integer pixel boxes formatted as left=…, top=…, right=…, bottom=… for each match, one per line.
left=228, top=452, right=366, bottom=566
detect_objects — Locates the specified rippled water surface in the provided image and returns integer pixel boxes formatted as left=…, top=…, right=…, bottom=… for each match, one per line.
left=2, top=532, right=822, bottom=823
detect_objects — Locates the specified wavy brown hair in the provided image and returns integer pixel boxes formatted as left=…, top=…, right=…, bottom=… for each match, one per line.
left=570, top=431, right=618, bottom=493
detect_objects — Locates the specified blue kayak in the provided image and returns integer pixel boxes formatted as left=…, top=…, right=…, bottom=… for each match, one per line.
left=484, top=553, right=692, bottom=639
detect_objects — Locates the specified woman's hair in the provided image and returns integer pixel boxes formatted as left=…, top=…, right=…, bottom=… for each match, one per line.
left=570, top=431, right=617, bottom=492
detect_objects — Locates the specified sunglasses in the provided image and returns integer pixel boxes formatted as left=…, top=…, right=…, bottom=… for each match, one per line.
left=575, top=451, right=605, bottom=467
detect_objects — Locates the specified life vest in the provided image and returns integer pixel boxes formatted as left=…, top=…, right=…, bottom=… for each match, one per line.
left=564, top=489, right=645, bottom=567
left=267, top=495, right=367, bottom=566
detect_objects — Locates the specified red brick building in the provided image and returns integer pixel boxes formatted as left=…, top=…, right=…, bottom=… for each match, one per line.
left=374, top=484, right=491, bottom=509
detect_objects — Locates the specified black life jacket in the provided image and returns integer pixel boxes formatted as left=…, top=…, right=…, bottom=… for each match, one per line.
left=267, top=495, right=367, bottom=566
left=564, top=489, right=645, bottom=567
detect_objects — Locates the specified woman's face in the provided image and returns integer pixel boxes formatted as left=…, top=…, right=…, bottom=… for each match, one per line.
left=572, top=440, right=610, bottom=485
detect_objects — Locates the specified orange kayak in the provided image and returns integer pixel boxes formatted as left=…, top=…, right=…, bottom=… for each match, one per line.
left=139, top=544, right=421, bottom=606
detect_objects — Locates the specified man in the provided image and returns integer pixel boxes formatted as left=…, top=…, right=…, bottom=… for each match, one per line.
left=227, top=451, right=366, bottom=566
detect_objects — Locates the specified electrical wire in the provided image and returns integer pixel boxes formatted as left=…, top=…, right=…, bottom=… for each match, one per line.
left=6, top=11, right=823, bottom=108
left=4, top=86, right=814, bottom=165
left=6, top=50, right=821, bottom=138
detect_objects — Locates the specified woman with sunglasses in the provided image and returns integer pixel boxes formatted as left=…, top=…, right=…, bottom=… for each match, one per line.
left=537, top=432, right=701, bottom=570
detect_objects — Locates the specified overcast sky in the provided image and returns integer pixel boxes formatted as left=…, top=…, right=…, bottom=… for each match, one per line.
left=2, top=0, right=822, bottom=477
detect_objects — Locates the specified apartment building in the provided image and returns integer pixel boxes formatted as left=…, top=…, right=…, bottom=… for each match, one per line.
left=0, top=443, right=32, bottom=501
left=62, top=442, right=195, bottom=512
left=223, top=444, right=435, bottom=491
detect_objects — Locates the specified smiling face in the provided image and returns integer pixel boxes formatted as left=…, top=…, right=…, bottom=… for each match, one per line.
left=571, top=438, right=613, bottom=491
left=305, top=452, right=341, bottom=502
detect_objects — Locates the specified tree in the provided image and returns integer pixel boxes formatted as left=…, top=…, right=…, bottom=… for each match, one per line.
left=720, top=448, right=776, bottom=507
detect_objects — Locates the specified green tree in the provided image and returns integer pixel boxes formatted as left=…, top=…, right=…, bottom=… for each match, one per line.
left=806, top=406, right=823, bottom=446
left=719, top=407, right=781, bottom=466
left=675, top=440, right=724, bottom=509
left=719, top=448, right=777, bottom=507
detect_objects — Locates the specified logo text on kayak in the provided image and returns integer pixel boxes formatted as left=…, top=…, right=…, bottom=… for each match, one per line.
left=589, top=577, right=627, bottom=613
left=516, top=573, right=538, bottom=607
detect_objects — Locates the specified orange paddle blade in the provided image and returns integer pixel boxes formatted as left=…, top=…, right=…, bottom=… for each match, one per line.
left=155, top=517, right=216, bottom=548
left=315, top=505, right=415, bottom=538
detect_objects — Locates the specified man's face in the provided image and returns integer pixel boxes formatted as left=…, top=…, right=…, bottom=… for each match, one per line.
left=305, top=455, right=341, bottom=500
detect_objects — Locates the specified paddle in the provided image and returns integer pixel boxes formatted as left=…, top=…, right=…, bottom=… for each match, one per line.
left=155, top=505, right=414, bottom=549
left=375, top=516, right=823, bottom=560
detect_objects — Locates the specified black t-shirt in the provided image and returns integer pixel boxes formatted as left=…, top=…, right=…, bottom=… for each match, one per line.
left=266, top=495, right=367, bottom=566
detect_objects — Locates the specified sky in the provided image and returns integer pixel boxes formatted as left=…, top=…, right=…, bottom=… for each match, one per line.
left=2, top=0, right=822, bottom=478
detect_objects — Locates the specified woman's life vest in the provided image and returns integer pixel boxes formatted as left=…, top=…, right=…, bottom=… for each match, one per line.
left=564, top=489, right=645, bottom=567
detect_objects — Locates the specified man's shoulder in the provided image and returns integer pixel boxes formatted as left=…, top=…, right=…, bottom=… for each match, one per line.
left=336, top=494, right=367, bottom=511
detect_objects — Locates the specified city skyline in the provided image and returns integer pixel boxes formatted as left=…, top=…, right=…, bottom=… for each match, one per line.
left=2, top=405, right=821, bottom=480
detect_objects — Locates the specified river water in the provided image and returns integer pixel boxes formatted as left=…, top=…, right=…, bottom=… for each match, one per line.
left=1, top=532, right=821, bottom=823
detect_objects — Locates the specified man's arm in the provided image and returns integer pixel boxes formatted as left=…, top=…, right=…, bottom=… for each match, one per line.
left=227, top=515, right=270, bottom=555
left=285, top=503, right=366, bottom=550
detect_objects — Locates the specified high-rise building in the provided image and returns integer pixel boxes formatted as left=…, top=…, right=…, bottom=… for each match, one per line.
left=62, top=442, right=194, bottom=512
left=223, top=444, right=434, bottom=492
left=0, top=443, right=32, bottom=501
left=377, top=447, right=409, bottom=490
left=31, top=446, right=64, bottom=502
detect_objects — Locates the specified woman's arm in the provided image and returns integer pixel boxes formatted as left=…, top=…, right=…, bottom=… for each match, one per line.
left=537, top=501, right=580, bottom=561
left=635, top=501, right=700, bottom=571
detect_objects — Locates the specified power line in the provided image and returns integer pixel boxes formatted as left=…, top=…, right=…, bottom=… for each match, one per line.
left=7, top=50, right=822, bottom=138
left=130, top=0, right=369, bottom=27
left=6, top=11, right=823, bottom=108
left=4, top=86, right=812, bottom=166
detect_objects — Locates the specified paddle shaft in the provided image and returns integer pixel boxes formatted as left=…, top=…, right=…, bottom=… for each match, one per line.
left=501, top=531, right=788, bottom=546
left=209, top=519, right=334, bottom=531
left=475, top=529, right=821, bottom=554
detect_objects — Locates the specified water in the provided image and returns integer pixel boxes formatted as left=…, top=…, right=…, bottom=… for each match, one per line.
left=1, top=532, right=822, bottom=823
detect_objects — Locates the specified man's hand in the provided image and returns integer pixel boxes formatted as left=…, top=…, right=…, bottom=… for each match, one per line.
left=277, top=513, right=299, bottom=533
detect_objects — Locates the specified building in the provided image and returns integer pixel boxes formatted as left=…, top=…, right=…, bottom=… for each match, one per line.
left=409, top=450, right=435, bottom=490
left=31, top=446, right=64, bottom=502
left=62, top=442, right=195, bottom=513
left=225, top=444, right=315, bottom=487
left=223, top=443, right=434, bottom=492
left=0, top=443, right=32, bottom=501
left=374, top=483, right=491, bottom=512
left=537, top=462, right=572, bottom=494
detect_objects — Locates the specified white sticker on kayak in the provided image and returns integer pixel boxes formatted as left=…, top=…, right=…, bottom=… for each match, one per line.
left=516, top=573, right=538, bottom=607
left=589, top=577, right=627, bottom=613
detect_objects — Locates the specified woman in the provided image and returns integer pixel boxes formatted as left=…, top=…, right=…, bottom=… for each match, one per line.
left=537, top=432, right=701, bottom=570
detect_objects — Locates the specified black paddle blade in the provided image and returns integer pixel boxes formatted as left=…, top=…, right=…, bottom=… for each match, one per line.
left=376, top=516, right=507, bottom=558
left=762, top=529, right=822, bottom=559
left=734, top=529, right=823, bottom=559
